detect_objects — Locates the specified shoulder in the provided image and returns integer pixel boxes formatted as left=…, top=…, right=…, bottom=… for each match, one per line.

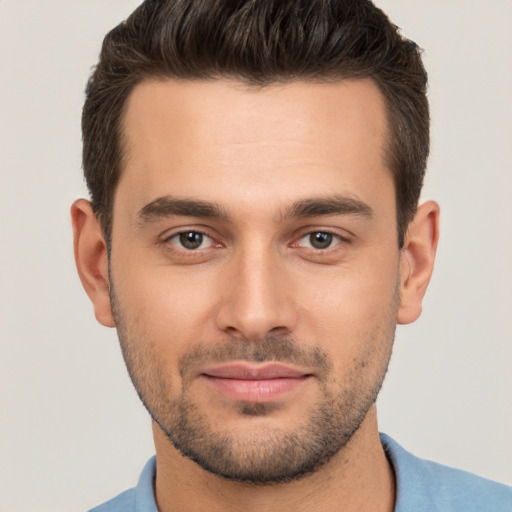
left=88, top=488, right=136, bottom=512
left=87, top=456, right=157, bottom=512
left=380, top=433, right=512, bottom=512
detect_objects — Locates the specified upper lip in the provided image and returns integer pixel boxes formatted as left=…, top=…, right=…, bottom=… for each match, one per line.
left=201, top=363, right=311, bottom=380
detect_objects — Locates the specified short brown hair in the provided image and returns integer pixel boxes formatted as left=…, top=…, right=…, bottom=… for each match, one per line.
left=82, top=0, right=429, bottom=247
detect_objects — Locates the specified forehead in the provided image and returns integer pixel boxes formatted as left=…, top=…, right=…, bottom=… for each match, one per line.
left=116, top=78, right=391, bottom=215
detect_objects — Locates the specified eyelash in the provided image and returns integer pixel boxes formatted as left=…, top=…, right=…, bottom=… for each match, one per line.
left=161, top=228, right=349, bottom=254
left=162, top=230, right=219, bottom=252
left=294, top=231, right=346, bottom=251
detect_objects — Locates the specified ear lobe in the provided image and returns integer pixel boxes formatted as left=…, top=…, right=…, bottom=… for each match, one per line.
left=397, top=201, right=440, bottom=325
left=71, top=199, right=115, bottom=328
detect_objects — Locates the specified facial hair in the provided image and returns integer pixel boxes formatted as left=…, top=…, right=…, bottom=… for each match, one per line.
left=110, top=283, right=398, bottom=484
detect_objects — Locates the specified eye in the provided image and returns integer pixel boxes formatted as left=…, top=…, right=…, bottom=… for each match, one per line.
left=297, top=231, right=341, bottom=250
left=168, top=231, right=215, bottom=250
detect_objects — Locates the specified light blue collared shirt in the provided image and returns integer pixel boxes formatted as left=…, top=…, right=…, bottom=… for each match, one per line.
left=88, top=434, right=512, bottom=511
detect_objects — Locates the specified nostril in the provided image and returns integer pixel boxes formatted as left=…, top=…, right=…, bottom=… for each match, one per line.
left=268, top=326, right=290, bottom=335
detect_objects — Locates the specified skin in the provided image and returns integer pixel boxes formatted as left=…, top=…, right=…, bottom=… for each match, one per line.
left=72, top=78, right=439, bottom=512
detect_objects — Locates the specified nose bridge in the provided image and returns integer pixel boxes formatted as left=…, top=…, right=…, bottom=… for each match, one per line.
left=216, top=237, right=296, bottom=340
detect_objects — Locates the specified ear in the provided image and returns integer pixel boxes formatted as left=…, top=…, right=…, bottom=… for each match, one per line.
left=397, top=200, right=440, bottom=325
left=71, top=199, right=115, bottom=328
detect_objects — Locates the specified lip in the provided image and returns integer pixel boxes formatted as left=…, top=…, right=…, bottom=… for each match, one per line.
left=202, top=362, right=310, bottom=380
left=200, top=363, right=313, bottom=401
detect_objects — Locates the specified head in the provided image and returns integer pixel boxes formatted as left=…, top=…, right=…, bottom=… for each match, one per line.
left=74, top=0, right=439, bottom=485
left=82, top=0, right=429, bottom=249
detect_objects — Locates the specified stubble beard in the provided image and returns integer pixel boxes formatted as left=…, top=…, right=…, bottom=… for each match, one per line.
left=110, top=285, right=398, bottom=484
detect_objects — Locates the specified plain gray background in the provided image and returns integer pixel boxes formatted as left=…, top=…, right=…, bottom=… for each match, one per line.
left=1, top=1, right=511, bottom=511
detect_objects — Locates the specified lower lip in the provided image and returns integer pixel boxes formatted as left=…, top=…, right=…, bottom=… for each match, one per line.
left=202, top=375, right=310, bottom=401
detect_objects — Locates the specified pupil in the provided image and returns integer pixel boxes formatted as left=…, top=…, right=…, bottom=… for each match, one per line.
left=311, top=232, right=332, bottom=249
left=180, top=232, right=203, bottom=249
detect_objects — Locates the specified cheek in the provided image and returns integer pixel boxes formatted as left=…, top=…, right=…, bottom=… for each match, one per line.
left=112, top=263, right=219, bottom=356
left=295, top=258, right=400, bottom=354
left=111, top=269, right=216, bottom=399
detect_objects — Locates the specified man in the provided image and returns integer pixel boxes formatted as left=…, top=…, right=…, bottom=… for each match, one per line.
left=71, top=0, right=512, bottom=510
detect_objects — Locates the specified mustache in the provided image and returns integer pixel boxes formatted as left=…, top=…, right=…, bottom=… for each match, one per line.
left=178, top=334, right=332, bottom=379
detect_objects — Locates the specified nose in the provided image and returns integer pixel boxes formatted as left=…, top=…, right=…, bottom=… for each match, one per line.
left=215, top=246, right=298, bottom=341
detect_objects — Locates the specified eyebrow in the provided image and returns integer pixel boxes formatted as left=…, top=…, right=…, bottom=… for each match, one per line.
left=282, top=195, right=374, bottom=220
left=137, top=196, right=229, bottom=224
left=136, top=194, right=374, bottom=225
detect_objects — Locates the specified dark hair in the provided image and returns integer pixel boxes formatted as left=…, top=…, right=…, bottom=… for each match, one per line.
left=82, top=0, right=429, bottom=247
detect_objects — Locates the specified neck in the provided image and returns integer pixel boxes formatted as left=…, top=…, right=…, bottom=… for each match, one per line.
left=152, top=407, right=395, bottom=512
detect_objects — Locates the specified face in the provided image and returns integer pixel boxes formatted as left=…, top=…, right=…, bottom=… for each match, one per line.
left=109, top=78, right=401, bottom=482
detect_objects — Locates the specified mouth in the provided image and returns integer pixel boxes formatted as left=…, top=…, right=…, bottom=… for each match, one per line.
left=199, top=362, right=313, bottom=402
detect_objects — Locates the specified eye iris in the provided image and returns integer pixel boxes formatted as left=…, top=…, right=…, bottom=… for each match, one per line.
left=310, top=232, right=332, bottom=249
left=179, top=232, right=203, bottom=249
